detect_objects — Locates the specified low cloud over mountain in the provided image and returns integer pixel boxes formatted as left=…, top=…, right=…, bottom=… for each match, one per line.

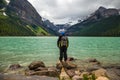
left=28, top=0, right=120, bottom=24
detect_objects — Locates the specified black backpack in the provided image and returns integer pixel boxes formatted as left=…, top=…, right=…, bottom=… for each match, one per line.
left=60, top=36, right=68, bottom=47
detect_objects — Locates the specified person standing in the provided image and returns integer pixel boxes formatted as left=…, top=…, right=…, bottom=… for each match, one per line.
left=57, top=32, right=69, bottom=62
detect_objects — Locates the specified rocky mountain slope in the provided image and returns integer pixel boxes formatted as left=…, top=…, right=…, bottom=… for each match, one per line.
left=0, top=0, right=56, bottom=36
left=43, top=19, right=59, bottom=35
left=6, top=0, right=44, bottom=26
left=66, top=7, right=120, bottom=36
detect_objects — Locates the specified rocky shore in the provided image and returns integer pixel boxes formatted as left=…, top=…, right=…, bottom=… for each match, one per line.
left=0, top=57, right=120, bottom=80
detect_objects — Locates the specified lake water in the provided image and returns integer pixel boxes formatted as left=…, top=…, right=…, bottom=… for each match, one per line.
left=0, top=37, right=120, bottom=71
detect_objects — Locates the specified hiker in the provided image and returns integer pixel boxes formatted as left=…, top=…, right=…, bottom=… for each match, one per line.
left=57, top=32, right=69, bottom=62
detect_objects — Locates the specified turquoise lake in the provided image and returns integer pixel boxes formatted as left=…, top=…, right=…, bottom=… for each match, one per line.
left=0, top=37, right=120, bottom=70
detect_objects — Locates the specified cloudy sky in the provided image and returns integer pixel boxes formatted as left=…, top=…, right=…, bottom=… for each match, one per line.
left=28, top=0, right=120, bottom=24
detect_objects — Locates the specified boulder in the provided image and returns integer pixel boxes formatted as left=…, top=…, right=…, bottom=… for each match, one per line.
left=72, top=75, right=82, bottom=80
left=66, top=70, right=75, bottom=77
left=67, top=57, right=75, bottom=61
left=4, top=64, right=25, bottom=75
left=92, top=68, right=107, bottom=78
left=48, top=67, right=59, bottom=77
left=56, top=62, right=63, bottom=69
left=86, top=65, right=101, bottom=72
left=65, top=62, right=77, bottom=69
left=59, top=68, right=71, bottom=80
left=25, top=70, right=36, bottom=76
left=8, top=64, right=22, bottom=70
left=25, top=67, right=59, bottom=77
left=25, top=70, right=49, bottom=76
left=32, top=70, right=49, bottom=76
left=34, top=67, right=48, bottom=71
left=56, top=62, right=77, bottom=69
left=106, top=68, right=120, bottom=80
left=28, top=61, right=45, bottom=70
left=75, top=70, right=81, bottom=76
left=96, top=76, right=109, bottom=80
left=87, top=58, right=101, bottom=65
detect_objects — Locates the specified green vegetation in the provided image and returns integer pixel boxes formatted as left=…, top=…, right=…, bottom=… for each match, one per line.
left=26, top=25, right=49, bottom=36
left=0, top=15, right=49, bottom=36
left=0, top=0, right=51, bottom=36
left=83, top=74, right=96, bottom=80
left=0, top=15, right=34, bottom=36
left=0, top=0, right=6, bottom=9
left=70, top=15, right=120, bottom=36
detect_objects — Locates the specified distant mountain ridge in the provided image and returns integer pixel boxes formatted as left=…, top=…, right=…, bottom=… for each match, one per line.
left=82, top=6, right=119, bottom=24
left=66, top=7, right=120, bottom=36
left=56, top=24, right=71, bottom=32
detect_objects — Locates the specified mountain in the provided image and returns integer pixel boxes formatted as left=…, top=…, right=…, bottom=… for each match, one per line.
left=43, top=19, right=71, bottom=35
left=66, top=7, right=120, bottom=36
left=43, top=19, right=58, bottom=35
left=82, top=6, right=119, bottom=23
left=56, top=24, right=71, bottom=32
left=6, top=0, right=45, bottom=26
left=0, top=0, right=55, bottom=36
left=0, top=0, right=6, bottom=9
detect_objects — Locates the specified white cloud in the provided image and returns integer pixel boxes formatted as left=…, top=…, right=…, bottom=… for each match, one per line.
left=28, top=0, right=120, bottom=24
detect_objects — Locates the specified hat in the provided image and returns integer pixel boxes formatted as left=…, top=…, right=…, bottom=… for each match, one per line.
left=60, top=31, right=65, bottom=35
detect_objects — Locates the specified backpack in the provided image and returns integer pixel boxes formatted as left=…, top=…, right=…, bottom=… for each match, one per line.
left=60, top=36, right=68, bottom=47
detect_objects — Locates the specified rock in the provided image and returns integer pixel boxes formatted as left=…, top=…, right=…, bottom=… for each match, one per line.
left=96, top=76, right=109, bottom=80
left=34, top=67, right=48, bottom=71
left=56, top=61, right=77, bottom=69
left=87, top=58, right=100, bottom=65
left=67, top=57, right=75, bottom=61
left=66, top=62, right=77, bottom=69
left=88, top=58, right=101, bottom=65
left=0, top=73, right=4, bottom=80
left=84, top=6, right=119, bottom=23
left=59, top=67, right=71, bottom=80
left=92, top=68, right=107, bottom=78
left=7, top=0, right=44, bottom=28
left=48, top=67, right=59, bottom=77
left=32, top=70, right=49, bottom=76
left=56, top=62, right=63, bottom=69
left=86, top=58, right=101, bottom=66
left=88, top=58, right=98, bottom=62
left=4, top=64, right=25, bottom=75
left=25, top=69, right=36, bottom=76
left=72, top=75, right=82, bottom=80
left=66, top=70, right=75, bottom=77
left=1, top=74, right=59, bottom=80
left=25, top=67, right=59, bottom=77
left=86, top=65, right=101, bottom=72
left=80, top=72, right=89, bottom=78
left=8, top=64, right=22, bottom=70
left=115, top=65, right=120, bottom=69
left=28, top=61, right=45, bottom=70
left=75, top=70, right=81, bottom=76
left=106, top=68, right=120, bottom=80
left=25, top=70, right=49, bottom=76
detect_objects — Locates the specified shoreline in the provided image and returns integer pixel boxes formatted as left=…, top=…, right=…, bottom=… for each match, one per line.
left=0, top=58, right=120, bottom=73
left=0, top=58, right=120, bottom=80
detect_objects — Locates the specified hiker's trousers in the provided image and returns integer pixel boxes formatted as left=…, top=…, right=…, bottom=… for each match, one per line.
left=59, top=46, right=67, bottom=62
